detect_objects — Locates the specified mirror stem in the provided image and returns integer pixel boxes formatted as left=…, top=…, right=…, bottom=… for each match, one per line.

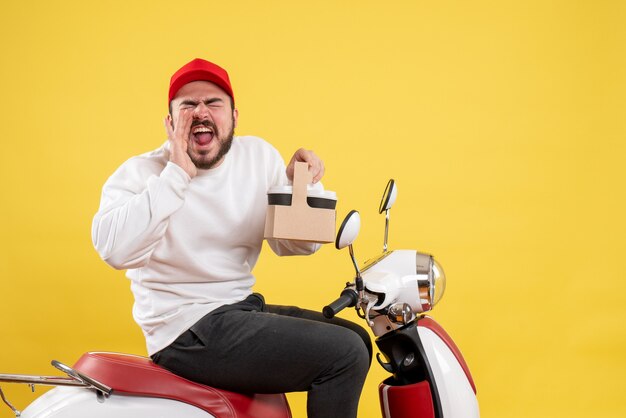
left=348, top=244, right=364, bottom=296
left=383, top=208, right=390, bottom=252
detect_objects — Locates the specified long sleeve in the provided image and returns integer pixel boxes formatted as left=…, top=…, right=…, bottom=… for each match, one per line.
left=92, top=136, right=328, bottom=355
left=92, top=160, right=190, bottom=269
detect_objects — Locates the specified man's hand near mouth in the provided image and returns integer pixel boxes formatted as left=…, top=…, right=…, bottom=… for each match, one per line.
left=165, top=109, right=197, bottom=178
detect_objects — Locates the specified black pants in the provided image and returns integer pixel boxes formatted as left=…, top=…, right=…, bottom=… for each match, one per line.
left=152, top=294, right=372, bottom=418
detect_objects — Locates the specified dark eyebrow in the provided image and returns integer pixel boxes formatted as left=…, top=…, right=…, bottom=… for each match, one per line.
left=204, top=98, right=224, bottom=105
left=179, top=99, right=199, bottom=107
left=178, top=98, right=224, bottom=107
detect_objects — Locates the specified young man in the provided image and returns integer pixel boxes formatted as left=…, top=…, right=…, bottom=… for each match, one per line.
left=92, top=58, right=371, bottom=418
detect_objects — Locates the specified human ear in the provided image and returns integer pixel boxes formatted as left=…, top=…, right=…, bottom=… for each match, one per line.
left=233, top=108, right=239, bottom=128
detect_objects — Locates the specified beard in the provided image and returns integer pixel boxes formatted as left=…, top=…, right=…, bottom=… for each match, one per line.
left=188, top=118, right=235, bottom=170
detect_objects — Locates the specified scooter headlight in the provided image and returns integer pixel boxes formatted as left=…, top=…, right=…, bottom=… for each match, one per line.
left=431, top=258, right=446, bottom=307
left=415, top=253, right=447, bottom=312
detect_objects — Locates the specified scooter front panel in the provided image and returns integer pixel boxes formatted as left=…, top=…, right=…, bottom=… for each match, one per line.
left=417, top=327, right=480, bottom=418
left=20, top=386, right=213, bottom=418
left=417, top=317, right=476, bottom=393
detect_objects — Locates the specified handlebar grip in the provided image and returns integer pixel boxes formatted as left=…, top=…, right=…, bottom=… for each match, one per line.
left=323, top=289, right=358, bottom=319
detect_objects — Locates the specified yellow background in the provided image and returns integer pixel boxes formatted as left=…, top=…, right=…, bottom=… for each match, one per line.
left=1, top=1, right=625, bottom=417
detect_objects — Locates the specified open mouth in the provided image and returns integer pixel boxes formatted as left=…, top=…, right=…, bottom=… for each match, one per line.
left=191, top=125, right=215, bottom=146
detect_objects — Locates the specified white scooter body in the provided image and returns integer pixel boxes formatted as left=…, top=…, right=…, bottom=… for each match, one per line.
left=360, top=250, right=479, bottom=416
left=21, top=386, right=213, bottom=418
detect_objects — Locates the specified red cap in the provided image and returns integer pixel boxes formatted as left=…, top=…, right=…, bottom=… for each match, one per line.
left=168, top=58, right=234, bottom=105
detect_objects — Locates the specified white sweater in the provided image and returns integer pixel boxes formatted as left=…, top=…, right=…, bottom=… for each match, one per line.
left=92, top=136, right=320, bottom=355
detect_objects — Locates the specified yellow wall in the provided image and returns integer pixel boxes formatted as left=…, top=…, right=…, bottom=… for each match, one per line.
left=1, top=1, right=625, bottom=417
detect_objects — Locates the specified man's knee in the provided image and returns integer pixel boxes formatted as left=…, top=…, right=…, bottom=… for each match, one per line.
left=333, top=328, right=371, bottom=377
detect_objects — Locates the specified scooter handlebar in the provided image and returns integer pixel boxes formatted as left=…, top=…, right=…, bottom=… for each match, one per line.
left=323, top=289, right=359, bottom=319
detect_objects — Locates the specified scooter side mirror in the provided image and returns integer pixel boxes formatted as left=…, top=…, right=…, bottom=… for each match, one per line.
left=378, top=179, right=398, bottom=214
left=379, top=179, right=397, bottom=252
left=335, top=210, right=361, bottom=250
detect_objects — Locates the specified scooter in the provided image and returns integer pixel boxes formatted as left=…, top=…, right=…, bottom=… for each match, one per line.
left=323, top=180, right=479, bottom=418
left=0, top=179, right=479, bottom=418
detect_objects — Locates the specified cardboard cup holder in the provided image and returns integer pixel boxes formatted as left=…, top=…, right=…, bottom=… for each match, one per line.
left=264, top=161, right=336, bottom=243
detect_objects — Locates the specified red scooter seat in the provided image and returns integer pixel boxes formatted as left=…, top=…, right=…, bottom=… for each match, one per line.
left=73, top=352, right=291, bottom=418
